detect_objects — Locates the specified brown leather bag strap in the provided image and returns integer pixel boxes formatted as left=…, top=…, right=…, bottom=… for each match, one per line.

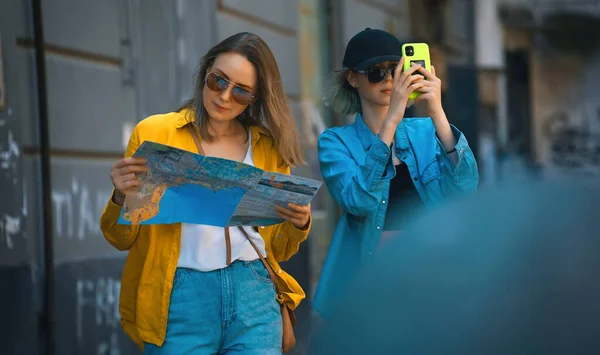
left=237, top=226, right=284, bottom=299
left=224, top=227, right=232, bottom=266
left=187, top=124, right=234, bottom=265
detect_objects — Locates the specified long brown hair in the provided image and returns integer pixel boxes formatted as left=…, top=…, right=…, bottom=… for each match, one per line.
left=179, top=32, right=304, bottom=166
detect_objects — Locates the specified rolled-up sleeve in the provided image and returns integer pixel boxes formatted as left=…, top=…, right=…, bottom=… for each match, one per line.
left=436, top=125, right=479, bottom=196
left=100, top=124, right=142, bottom=251
left=318, top=131, right=395, bottom=216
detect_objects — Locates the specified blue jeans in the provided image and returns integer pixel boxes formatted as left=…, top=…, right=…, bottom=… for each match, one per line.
left=144, top=260, right=283, bottom=354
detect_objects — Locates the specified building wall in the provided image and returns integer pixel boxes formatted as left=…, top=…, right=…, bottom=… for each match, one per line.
left=0, top=1, right=38, bottom=353
left=0, top=0, right=479, bottom=353
left=339, top=0, right=411, bottom=45
left=531, top=45, right=600, bottom=177
left=1, top=0, right=216, bottom=353
left=499, top=1, right=600, bottom=177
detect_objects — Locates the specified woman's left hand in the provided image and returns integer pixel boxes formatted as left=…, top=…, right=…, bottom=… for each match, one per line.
left=276, top=203, right=311, bottom=230
left=415, top=65, right=444, bottom=116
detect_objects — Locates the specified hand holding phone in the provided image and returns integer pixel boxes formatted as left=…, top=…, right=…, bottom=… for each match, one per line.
left=383, top=57, right=425, bottom=126
left=401, top=43, right=432, bottom=101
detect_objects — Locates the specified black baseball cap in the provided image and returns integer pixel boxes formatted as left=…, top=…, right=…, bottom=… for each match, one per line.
left=342, top=28, right=402, bottom=71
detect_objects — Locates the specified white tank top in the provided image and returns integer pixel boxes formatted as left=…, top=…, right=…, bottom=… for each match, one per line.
left=177, top=132, right=267, bottom=271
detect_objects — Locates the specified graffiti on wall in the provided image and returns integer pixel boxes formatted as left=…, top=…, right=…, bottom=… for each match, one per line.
left=76, top=276, right=122, bottom=355
left=0, top=115, right=26, bottom=253
left=55, top=260, right=140, bottom=355
left=542, top=105, right=600, bottom=176
left=51, top=177, right=113, bottom=241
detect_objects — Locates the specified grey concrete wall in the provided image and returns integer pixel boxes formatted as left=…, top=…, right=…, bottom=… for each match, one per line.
left=1, top=1, right=42, bottom=354
left=1, top=0, right=217, bottom=353
left=0, top=0, right=30, bottom=266
left=339, top=0, right=410, bottom=45
left=217, top=0, right=301, bottom=98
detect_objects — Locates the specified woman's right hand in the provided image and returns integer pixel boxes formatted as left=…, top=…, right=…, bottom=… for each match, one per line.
left=110, top=157, right=148, bottom=205
left=385, top=57, right=425, bottom=126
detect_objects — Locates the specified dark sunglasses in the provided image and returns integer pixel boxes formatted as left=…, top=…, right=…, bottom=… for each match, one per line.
left=205, top=72, right=255, bottom=105
left=356, top=65, right=397, bottom=84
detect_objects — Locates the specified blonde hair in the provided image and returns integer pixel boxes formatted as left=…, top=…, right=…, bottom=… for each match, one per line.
left=324, top=70, right=362, bottom=115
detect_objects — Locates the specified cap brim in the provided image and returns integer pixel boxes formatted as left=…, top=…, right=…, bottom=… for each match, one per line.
left=351, top=55, right=402, bottom=71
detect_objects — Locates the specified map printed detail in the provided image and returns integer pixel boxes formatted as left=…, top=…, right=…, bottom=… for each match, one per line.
left=117, top=141, right=322, bottom=227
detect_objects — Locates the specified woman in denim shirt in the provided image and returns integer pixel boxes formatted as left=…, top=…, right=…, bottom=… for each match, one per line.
left=313, top=28, right=479, bottom=318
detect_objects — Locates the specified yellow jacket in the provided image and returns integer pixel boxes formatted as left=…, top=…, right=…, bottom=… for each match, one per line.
left=100, top=109, right=311, bottom=349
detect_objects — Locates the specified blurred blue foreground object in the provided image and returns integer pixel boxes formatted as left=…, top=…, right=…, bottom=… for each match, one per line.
left=311, top=178, right=600, bottom=355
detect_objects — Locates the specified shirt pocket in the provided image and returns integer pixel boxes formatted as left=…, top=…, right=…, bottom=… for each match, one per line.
left=419, top=160, right=443, bottom=203
left=420, top=159, right=442, bottom=184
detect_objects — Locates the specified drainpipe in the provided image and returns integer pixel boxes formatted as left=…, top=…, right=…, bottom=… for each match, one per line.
left=31, top=0, right=55, bottom=354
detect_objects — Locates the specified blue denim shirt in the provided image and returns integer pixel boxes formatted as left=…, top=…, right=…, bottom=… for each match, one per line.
left=313, top=114, right=479, bottom=317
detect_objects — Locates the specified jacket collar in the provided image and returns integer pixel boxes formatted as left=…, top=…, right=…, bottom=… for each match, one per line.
left=353, top=113, right=410, bottom=151
left=175, top=108, right=195, bottom=128
left=353, top=113, right=376, bottom=150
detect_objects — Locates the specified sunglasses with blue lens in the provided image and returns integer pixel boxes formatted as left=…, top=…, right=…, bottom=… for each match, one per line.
left=206, top=72, right=255, bottom=105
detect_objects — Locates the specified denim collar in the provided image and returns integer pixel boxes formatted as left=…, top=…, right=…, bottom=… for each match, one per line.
left=353, top=113, right=411, bottom=151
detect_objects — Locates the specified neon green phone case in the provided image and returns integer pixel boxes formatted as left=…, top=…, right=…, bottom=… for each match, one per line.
left=401, top=43, right=431, bottom=100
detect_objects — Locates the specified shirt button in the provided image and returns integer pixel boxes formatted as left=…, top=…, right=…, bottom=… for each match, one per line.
left=277, top=269, right=282, bottom=274
left=376, top=226, right=381, bottom=230
left=382, top=200, right=386, bottom=204
left=260, top=226, right=265, bottom=229
left=413, top=177, right=418, bottom=182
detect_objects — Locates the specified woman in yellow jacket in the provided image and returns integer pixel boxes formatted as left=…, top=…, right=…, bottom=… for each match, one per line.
left=100, top=32, right=311, bottom=354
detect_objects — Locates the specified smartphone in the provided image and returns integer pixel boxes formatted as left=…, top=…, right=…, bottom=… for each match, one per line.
left=401, top=43, right=431, bottom=100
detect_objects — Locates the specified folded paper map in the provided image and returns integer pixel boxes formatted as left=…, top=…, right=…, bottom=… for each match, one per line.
left=117, top=141, right=323, bottom=227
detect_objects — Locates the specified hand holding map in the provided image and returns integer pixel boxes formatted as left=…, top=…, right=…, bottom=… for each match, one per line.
left=109, top=157, right=149, bottom=205
left=117, top=141, right=323, bottom=227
